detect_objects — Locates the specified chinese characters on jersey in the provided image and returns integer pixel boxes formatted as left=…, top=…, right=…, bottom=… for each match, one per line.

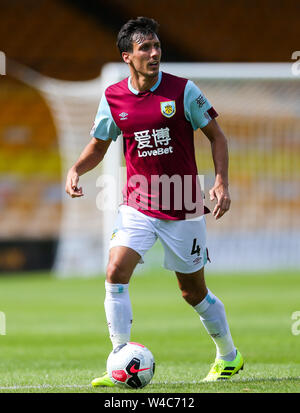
left=134, top=127, right=173, bottom=157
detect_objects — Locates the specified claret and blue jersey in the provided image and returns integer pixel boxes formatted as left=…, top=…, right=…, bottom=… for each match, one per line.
left=91, top=71, right=218, bottom=220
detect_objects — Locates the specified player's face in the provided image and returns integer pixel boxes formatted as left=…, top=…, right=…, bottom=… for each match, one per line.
left=124, top=34, right=161, bottom=78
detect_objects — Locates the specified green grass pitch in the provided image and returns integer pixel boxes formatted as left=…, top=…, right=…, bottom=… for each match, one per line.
left=0, top=270, right=299, bottom=393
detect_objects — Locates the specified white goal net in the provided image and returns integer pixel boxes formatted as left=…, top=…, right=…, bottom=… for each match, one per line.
left=8, top=61, right=300, bottom=275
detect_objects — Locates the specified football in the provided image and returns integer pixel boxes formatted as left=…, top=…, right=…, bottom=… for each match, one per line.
left=107, top=342, right=155, bottom=389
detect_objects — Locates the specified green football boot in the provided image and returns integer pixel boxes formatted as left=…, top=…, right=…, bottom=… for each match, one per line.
left=203, top=350, right=244, bottom=382
left=91, top=372, right=115, bottom=387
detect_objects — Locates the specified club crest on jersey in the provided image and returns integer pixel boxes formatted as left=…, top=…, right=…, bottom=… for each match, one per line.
left=160, top=101, right=176, bottom=118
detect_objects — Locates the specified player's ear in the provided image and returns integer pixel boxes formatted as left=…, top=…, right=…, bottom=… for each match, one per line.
left=122, top=51, right=131, bottom=64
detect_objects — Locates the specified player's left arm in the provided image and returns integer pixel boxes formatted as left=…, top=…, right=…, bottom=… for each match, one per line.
left=201, top=119, right=231, bottom=220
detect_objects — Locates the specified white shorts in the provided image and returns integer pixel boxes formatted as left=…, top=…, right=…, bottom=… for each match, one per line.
left=109, top=205, right=209, bottom=274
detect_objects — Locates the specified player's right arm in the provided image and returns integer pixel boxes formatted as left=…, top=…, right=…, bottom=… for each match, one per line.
left=65, top=90, right=121, bottom=198
left=65, top=138, right=112, bottom=198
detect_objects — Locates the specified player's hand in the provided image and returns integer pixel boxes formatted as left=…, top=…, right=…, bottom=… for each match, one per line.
left=65, top=168, right=84, bottom=198
left=209, top=182, right=231, bottom=220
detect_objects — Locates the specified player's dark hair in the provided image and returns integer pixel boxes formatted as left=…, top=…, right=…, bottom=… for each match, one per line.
left=117, top=16, right=159, bottom=55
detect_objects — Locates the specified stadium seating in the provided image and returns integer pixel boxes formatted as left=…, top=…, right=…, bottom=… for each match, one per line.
left=0, top=0, right=119, bottom=80
left=0, top=77, right=61, bottom=241
left=0, top=0, right=297, bottom=82
left=110, top=0, right=298, bottom=62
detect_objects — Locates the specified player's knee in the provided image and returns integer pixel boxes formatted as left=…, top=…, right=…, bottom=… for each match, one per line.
left=106, top=261, right=130, bottom=284
left=180, top=286, right=207, bottom=307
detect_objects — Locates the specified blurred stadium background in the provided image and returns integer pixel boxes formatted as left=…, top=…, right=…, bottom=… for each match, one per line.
left=0, top=0, right=299, bottom=276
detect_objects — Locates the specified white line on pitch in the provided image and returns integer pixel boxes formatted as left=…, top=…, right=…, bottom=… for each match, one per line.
left=0, top=384, right=90, bottom=390
left=0, top=381, right=198, bottom=391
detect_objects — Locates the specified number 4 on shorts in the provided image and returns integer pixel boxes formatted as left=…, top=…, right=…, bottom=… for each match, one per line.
left=191, top=238, right=201, bottom=256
